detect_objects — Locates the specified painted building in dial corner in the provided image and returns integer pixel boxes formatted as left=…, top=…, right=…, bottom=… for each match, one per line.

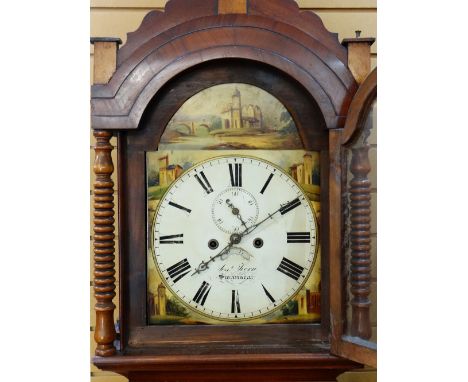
left=296, top=288, right=321, bottom=315
left=290, top=153, right=320, bottom=186
left=159, top=155, right=183, bottom=187
left=148, top=283, right=167, bottom=316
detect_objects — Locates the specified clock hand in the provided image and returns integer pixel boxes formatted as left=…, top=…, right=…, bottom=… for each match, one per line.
left=192, top=242, right=232, bottom=275
left=193, top=198, right=299, bottom=275
left=240, top=197, right=301, bottom=238
left=225, top=199, right=249, bottom=230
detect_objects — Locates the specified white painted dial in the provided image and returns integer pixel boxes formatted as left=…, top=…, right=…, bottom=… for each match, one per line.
left=151, top=155, right=318, bottom=321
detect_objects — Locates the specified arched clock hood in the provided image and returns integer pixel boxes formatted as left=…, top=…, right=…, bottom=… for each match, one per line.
left=91, top=0, right=358, bottom=132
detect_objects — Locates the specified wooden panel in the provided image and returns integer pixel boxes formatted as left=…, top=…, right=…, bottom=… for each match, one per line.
left=218, top=0, right=247, bottom=14
left=93, top=41, right=118, bottom=84
left=346, top=42, right=373, bottom=84
left=328, top=130, right=343, bottom=344
left=94, top=353, right=360, bottom=381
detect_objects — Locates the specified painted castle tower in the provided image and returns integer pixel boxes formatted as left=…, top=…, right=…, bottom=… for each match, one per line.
left=159, top=155, right=183, bottom=187
left=290, top=153, right=320, bottom=186
left=148, top=283, right=167, bottom=316
left=222, top=88, right=263, bottom=130
left=231, top=88, right=242, bottom=129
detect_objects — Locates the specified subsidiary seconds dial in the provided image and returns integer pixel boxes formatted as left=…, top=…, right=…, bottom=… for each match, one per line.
left=151, top=155, right=318, bottom=321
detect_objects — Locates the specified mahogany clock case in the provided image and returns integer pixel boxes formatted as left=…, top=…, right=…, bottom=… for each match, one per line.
left=117, top=59, right=332, bottom=355
left=91, top=1, right=377, bottom=378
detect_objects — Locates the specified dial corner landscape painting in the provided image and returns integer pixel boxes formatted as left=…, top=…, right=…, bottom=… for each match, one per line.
left=146, top=151, right=322, bottom=325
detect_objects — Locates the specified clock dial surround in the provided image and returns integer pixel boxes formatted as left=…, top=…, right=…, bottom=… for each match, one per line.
left=151, top=155, right=319, bottom=322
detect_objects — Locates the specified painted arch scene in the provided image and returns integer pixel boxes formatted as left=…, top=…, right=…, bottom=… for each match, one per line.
left=158, top=83, right=303, bottom=150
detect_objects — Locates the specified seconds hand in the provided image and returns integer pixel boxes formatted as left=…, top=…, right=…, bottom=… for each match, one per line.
left=226, top=199, right=249, bottom=230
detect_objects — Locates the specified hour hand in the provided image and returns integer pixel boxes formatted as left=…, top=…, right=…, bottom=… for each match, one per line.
left=226, top=199, right=248, bottom=230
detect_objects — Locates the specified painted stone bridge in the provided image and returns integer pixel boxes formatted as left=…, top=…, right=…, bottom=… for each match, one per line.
left=173, top=121, right=213, bottom=135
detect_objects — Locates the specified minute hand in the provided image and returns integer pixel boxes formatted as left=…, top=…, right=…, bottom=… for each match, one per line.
left=241, top=197, right=301, bottom=237
left=191, top=242, right=234, bottom=276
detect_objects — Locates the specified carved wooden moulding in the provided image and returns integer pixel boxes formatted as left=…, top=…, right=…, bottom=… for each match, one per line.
left=91, top=0, right=357, bottom=132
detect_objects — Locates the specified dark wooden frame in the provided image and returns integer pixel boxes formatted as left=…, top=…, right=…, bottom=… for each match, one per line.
left=91, top=0, right=375, bottom=380
left=119, top=60, right=331, bottom=355
left=329, top=68, right=377, bottom=368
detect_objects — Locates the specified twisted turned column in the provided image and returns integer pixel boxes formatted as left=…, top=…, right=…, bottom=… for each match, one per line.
left=93, top=130, right=116, bottom=356
left=349, top=146, right=372, bottom=339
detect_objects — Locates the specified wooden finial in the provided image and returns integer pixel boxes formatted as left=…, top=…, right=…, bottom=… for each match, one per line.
left=218, top=0, right=247, bottom=14
left=342, top=34, right=375, bottom=84
left=91, top=37, right=122, bottom=85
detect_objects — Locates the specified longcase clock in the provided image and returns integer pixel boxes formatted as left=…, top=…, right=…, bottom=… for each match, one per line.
left=91, top=1, right=377, bottom=381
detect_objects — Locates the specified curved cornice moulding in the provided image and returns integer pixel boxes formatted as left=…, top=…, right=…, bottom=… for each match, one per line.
left=91, top=0, right=357, bottom=131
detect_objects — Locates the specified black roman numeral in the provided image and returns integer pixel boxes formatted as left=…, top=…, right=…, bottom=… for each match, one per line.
left=287, top=232, right=311, bottom=243
left=280, top=198, right=302, bottom=215
left=260, top=173, right=274, bottom=194
left=262, top=284, right=276, bottom=304
left=193, top=281, right=211, bottom=306
left=277, top=257, right=305, bottom=281
left=229, top=163, right=242, bottom=187
left=166, top=258, right=191, bottom=283
left=231, top=290, right=241, bottom=313
left=159, top=234, right=183, bottom=244
left=195, top=171, right=213, bottom=194
left=168, top=201, right=191, bottom=213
